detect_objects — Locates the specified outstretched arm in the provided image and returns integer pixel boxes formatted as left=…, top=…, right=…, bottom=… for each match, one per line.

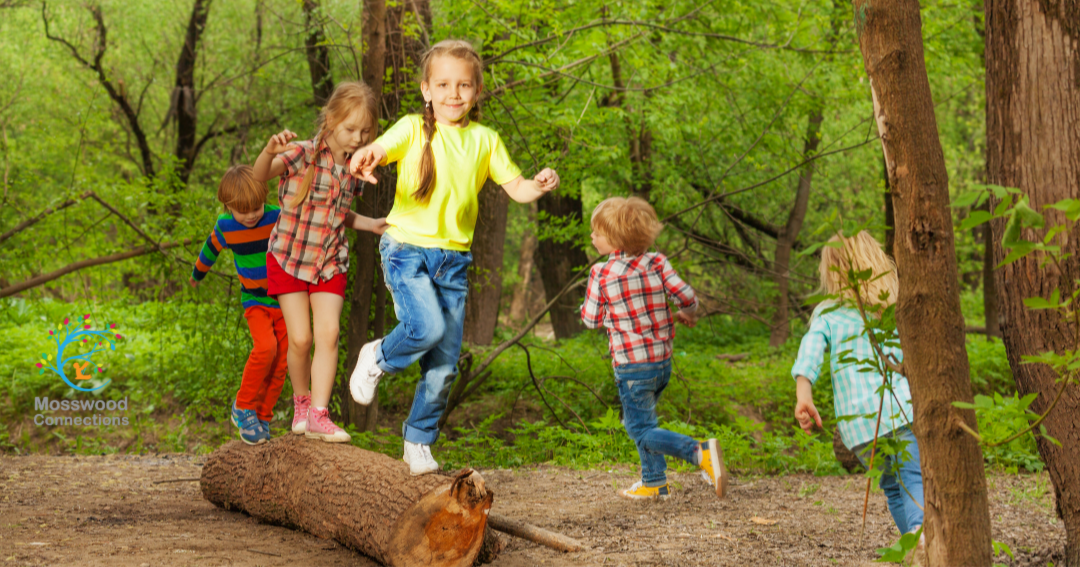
left=345, top=212, right=390, bottom=235
left=501, top=168, right=560, bottom=203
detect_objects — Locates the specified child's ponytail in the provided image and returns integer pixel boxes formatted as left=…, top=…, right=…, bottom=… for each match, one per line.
left=288, top=130, right=320, bottom=210
left=414, top=101, right=438, bottom=204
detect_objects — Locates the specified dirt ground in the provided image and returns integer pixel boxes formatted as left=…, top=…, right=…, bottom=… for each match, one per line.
left=0, top=453, right=1065, bottom=566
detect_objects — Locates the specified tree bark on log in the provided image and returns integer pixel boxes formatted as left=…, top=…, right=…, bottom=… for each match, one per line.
left=986, top=0, right=1080, bottom=563
left=200, top=436, right=500, bottom=567
left=853, top=0, right=993, bottom=563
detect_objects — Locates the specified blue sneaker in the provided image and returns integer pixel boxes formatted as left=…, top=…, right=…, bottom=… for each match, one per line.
left=231, top=403, right=265, bottom=445
left=259, top=419, right=271, bottom=442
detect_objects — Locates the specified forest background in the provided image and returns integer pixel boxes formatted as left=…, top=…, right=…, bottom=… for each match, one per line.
left=0, top=0, right=1031, bottom=479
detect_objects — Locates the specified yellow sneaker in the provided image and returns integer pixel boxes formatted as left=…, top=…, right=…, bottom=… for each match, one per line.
left=620, top=481, right=670, bottom=500
left=699, top=438, right=728, bottom=498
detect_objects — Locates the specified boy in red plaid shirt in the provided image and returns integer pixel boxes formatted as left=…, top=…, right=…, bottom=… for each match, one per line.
left=582, top=196, right=728, bottom=500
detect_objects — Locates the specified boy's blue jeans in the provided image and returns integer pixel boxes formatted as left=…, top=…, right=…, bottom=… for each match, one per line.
left=615, top=359, right=699, bottom=487
left=375, top=233, right=472, bottom=446
left=851, top=426, right=925, bottom=534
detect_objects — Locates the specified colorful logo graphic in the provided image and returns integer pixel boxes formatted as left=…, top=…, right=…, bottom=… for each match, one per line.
left=35, top=314, right=123, bottom=392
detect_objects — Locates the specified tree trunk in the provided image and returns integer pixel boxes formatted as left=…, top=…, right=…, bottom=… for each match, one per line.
left=509, top=204, right=538, bottom=325
left=769, top=108, right=823, bottom=347
left=339, top=0, right=391, bottom=432
left=853, top=0, right=993, bottom=563
left=174, top=0, right=212, bottom=184
left=302, top=0, right=333, bottom=106
left=463, top=181, right=509, bottom=345
left=200, top=437, right=501, bottom=567
left=986, top=0, right=1080, bottom=563
left=535, top=191, right=589, bottom=339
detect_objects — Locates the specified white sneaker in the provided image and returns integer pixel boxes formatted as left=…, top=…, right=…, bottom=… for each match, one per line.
left=350, top=339, right=385, bottom=404
left=403, top=440, right=439, bottom=476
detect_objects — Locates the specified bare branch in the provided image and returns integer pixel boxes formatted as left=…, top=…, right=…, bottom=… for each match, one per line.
left=0, top=240, right=189, bottom=299
left=0, top=191, right=93, bottom=245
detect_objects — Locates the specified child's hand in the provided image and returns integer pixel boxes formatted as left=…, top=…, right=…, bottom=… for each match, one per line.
left=794, top=398, right=823, bottom=435
left=675, top=309, right=697, bottom=328
left=189, top=277, right=199, bottom=288
left=349, top=144, right=386, bottom=184
left=264, top=129, right=298, bottom=155
left=370, top=217, right=390, bottom=235
left=534, top=168, right=560, bottom=192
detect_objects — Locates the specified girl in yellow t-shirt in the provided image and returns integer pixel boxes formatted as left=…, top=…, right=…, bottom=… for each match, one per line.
left=348, top=39, right=560, bottom=475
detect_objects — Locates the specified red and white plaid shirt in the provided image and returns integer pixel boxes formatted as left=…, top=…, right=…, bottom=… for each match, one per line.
left=267, top=139, right=362, bottom=283
left=581, top=251, right=698, bottom=366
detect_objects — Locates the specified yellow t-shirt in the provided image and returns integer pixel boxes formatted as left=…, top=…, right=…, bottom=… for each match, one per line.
left=376, top=114, right=522, bottom=251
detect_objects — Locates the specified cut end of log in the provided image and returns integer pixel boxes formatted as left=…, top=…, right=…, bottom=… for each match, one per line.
left=388, top=468, right=495, bottom=567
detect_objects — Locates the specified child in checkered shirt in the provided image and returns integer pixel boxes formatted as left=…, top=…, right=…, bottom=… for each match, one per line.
left=581, top=196, right=727, bottom=500
left=253, top=82, right=389, bottom=444
left=792, top=231, right=924, bottom=545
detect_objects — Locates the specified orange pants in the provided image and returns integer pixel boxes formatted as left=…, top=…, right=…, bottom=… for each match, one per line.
left=235, top=306, right=289, bottom=422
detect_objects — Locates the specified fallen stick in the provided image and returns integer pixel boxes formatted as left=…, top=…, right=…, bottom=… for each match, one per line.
left=715, top=353, right=749, bottom=362
left=488, top=513, right=586, bottom=552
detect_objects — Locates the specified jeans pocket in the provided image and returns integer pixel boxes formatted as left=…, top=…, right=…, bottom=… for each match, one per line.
left=624, top=377, right=659, bottom=410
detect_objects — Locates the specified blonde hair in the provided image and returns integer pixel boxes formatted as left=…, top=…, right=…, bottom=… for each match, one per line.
left=414, top=39, right=484, bottom=204
left=819, top=230, right=898, bottom=308
left=590, top=196, right=664, bottom=256
left=217, top=165, right=267, bottom=213
left=290, top=81, right=379, bottom=209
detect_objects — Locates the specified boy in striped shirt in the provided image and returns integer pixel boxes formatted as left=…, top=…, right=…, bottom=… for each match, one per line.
left=582, top=196, right=727, bottom=500
left=190, top=165, right=286, bottom=445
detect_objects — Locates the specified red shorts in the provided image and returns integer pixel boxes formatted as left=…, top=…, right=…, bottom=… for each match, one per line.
left=266, top=253, right=347, bottom=298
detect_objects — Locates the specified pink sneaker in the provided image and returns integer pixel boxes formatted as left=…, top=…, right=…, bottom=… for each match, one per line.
left=305, top=407, right=351, bottom=443
left=291, top=394, right=311, bottom=435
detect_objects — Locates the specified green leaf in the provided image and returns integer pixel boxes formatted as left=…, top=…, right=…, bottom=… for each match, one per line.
left=993, top=540, right=1014, bottom=560
left=952, top=190, right=984, bottom=209
left=1014, top=198, right=1046, bottom=230
left=959, top=210, right=993, bottom=231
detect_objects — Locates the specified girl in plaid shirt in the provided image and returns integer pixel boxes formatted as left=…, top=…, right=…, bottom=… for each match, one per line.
left=347, top=40, right=560, bottom=475
left=792, top=231, right=924, bottom=543
left=582, top=197, right=727, bottom=500
left=253, top=82, right=389, bottom=443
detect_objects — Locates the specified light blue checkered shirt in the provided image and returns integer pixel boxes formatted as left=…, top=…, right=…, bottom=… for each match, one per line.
left=791, top=303, right=914, bottom=449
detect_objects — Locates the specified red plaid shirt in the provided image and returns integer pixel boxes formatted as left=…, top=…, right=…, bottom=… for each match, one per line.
left=581, top=252, right=698, bottom=366
left=267, top=139, right=362, bottom=283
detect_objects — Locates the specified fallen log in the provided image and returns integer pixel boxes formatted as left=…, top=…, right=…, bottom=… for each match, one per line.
left=200, top=436, right=500, bottom=567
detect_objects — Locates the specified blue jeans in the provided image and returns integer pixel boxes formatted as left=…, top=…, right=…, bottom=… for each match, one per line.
left=615, top=359, right=699, bottom=487
left=852, top=426, right=925, bottom=534
left=375, top=233, right=472, bottom=445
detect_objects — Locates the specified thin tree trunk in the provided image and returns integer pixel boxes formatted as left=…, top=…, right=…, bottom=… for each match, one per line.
left=174, top=0, right=212, bottom=184
left=535, top=191, right=589, bottom=339
left=302, top=0, right=333, bottom=106
left=986, top=0, right=1080, bottom=563
left=509, top=203, right=538, bottom=324
left=769, top=108, right=823, bottom=347
left=340, top=0, right=389, bottom=431
left=853, top=0, right=992, bottom=563
left=200, top=437, right=500, bottom=567
left=463, top=181, right=510, bottom=345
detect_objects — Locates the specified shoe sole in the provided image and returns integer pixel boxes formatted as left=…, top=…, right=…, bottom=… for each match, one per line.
left=619, top=490, right=670, bottom=500
left=291, top=421, right=307, bottom=435
left=708, top=439, right=728, bottom=498
left=305, top=431, right=351, bottom=443
left=350, top=341, right=382, bottom=405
